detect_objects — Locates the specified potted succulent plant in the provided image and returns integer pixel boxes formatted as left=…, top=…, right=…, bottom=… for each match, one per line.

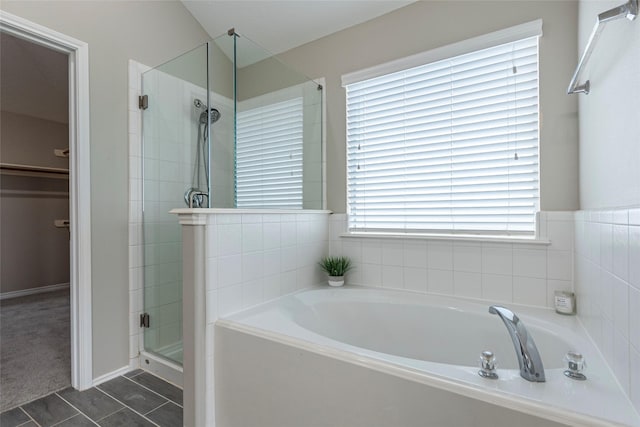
left=319, top=256, right=352, bottom=287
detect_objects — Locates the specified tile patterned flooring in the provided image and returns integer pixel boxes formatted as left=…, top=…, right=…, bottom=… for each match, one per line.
left=0, top=370, right=182, bottom=427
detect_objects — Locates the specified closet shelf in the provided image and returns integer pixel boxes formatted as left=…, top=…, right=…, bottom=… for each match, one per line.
left=0, top=163, right=69, bottom=179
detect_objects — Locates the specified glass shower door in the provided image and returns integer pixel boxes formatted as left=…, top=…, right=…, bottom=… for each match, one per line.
left=140, top=44, right=209, bottom=365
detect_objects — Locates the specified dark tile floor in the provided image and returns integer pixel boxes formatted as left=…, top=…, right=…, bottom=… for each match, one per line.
left=0, top=370, right=182, bottom=427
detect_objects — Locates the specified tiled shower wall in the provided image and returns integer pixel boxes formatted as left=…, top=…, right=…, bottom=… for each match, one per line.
left=574, top=208, right=640, bottom=411
left=200, top=210, right=330, bottom=425
left=329, top=211, right=574, bottom=309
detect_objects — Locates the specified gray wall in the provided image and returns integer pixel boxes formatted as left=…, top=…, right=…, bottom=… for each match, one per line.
left=276, top=0, right=579, bottom=213
left=0, top=0, right=210, bottom=379
left=1, top=112, right=70, bottom=294
left=577, top=0, right=640, bottom=209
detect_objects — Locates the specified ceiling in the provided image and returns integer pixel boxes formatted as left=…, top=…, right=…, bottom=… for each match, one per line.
left=182, top=1, right=416, bottom=59
left=0, top=2, right=415, bottom=124
left=0, top=32, right=69, bottom=124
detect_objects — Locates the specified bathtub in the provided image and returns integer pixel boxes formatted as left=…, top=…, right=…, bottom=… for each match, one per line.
left=215, top=287, right=640, bottom=427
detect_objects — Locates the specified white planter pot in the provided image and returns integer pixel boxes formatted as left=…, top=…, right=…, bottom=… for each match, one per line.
left=327, top=276, right=345, bottom=287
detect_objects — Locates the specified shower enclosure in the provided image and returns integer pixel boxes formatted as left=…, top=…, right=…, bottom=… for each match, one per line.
left=140, top=31, right=323, bottom=366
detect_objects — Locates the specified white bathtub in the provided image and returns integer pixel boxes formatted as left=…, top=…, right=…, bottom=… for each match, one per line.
left=215, top=287, right=640, bottom=427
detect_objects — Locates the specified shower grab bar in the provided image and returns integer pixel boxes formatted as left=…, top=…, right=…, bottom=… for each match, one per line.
left=568, top=0, right=638, bottom=95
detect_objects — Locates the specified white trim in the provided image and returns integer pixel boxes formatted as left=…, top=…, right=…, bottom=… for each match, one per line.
left=314, top=76, right=328, bottom=211
left=92, top=365, right=131, bottom=387
left=138, top=351, right=184, bottom=388
left=0, top=283, right=70, bottom=300
left=0, top=11, right=93, bottom=390
left=340, top=232, right=551, bottom=245
left=341, top=19, right=543, bottom=86
left=170, top=208, right=332, bottom=226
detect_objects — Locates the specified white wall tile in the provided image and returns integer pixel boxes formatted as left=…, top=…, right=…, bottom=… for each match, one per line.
left=629, top=225, right=640, bottom=289
left=206, top=290, right=218, bottom=324
left=482, top=245, right=512, bottom=276
left=403, top=241, right=427, bottom=268
left=428, top=269, right=453, bottom=295
left=218, top=224, right=242, bottom=256
left=242, top=279, right=264, bottom=308
left=361, top=239, right=382, bottom=265
left=612, top=276, right=630, bottom=339
left=602, top=309, right=615, bottom=363
left=613, top=330, right=630, bottom=394
left=206, top=258, right=218, bottom=290
left=361, top=263, right=382, bottom=287
left=482, top=273, right=512, bottom=302
left=453, top=244, right=482, bottom=273
left=513, top=249, right=547, bottom=279
left=428, top=241, right=453, bottom=270
left=513, top=276, right=546, bottom=307
left=280, top=246, right=298, bottom=273
left=403, top=267, right=427, bottom=293
left=242, top=223, right=263, bottom=253
left=600, top=271, right=615, bottom=319
left=296, top=220, right=310, bottom=246
left=382, top=241, right=404, bottom=266
left=242, top=252, right=264, bottom=282
left=280, top=221, right=297, bottom=247
left=218, top=284, right=243, bottom=316
left=263, top=274, right=282, bottom=301
left=453, top=271, right=482, bottom=298
left=600, top=223, right=613, bottom=271
left=547, top=250, right=572, bottom=281
left=263, top=249, right=281, bottom=277
left=262, top=222, right=281, bottom=251
left=630, top=348, right=640, bottom=414
left=342, top=240, right=363, bottom=264
left=613, top=225, right=629, bottom=281
left=218, top=254, right=242, bottom=287
left=382, top=265, right=403, bottom=289
left=630, top=286, right=640, bottom=351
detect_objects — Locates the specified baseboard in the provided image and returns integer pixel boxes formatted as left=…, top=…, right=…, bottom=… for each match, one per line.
left=0, top=282, right=70, bottom=300
left=139, top=351, right=183, bottom=387
left=92, top=365, right=132, bottom=387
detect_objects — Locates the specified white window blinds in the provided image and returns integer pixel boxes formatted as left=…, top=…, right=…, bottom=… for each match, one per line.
left=345, top=36, right=540, bottom=235
left=236, top=97, right=304, bottom=209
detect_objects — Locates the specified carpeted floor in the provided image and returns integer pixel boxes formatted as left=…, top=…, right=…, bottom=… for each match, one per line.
left=0, top=289, right=71, bottom=412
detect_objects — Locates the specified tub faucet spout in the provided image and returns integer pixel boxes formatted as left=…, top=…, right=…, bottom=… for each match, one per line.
left=489, top=305, right=545, bottom=382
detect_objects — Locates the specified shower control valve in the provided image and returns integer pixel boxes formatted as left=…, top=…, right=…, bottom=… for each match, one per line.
left=478, top=350, right=498, bottom=379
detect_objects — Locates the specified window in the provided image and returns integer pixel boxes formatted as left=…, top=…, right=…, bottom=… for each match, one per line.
left=236, top=97, right=304, bottom=209
left=344, top=23, right=541, bottom=236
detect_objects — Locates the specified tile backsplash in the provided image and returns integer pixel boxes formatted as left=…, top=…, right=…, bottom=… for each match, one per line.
left=329, top=211, right=575, bottom=309
left=574, top=207, right=640, bottom=412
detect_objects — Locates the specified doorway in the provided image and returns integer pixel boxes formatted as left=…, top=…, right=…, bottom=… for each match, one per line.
left=0, top=11, right=93, bottom=400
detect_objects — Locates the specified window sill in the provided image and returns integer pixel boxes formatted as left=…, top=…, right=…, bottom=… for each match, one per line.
left=339, top=231, right=550, bottom=245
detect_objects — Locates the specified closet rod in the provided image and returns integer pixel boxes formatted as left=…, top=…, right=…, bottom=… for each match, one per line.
left=0, top=163, right=69, bottom=179
left=568, top=0, right=638, bottom=95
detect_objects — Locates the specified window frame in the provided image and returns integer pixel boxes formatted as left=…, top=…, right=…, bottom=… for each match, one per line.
left=342, top=20, right=543, bottom=239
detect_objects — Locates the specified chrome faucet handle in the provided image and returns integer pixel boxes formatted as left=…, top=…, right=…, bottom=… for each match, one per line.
left=478, top=350, right=498, bottom=379
left=564, top=351, right=587, bottom=380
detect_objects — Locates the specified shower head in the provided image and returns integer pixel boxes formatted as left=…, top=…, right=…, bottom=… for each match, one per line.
left=199, top=108, right=221, bottom=125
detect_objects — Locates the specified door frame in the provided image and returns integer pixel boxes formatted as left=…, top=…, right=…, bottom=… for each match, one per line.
left=0, top=11, right=93, bottom=390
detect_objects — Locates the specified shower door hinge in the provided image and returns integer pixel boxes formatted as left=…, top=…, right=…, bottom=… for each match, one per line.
left=138, top=95, right=148, bottom=110
left=140, top=313, right=150, bottom=328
